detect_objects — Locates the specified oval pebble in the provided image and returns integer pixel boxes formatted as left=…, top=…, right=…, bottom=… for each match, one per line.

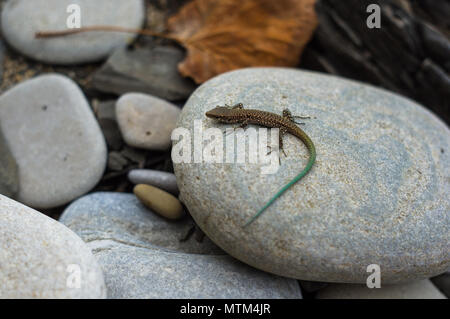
left=133, top=184, right=184, bottom=220
left=116, top=93, right=181, bottom=150
left=1, top=0, right=145, bottom=64
left=0, top=74, right=107, bottom=209
left=0, top=194, right=106, bottom=298
left=174, top=67, right=450, bottom=284
left=128, top=169, right=179, bottom=195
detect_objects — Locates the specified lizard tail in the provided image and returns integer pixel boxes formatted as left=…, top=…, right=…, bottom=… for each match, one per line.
left=243, top=148, right=316, bottom=227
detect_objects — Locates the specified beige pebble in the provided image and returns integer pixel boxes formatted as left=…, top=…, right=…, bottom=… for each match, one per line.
left=133, top=184, right=184, bottom=220
left=116, top=93, right=181, bottom=150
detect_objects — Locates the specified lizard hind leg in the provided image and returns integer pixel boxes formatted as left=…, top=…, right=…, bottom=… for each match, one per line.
left=283, top=108, right=310, bottom=125
left=279, top=127, right=288, bottom=157
left=266, top=145, right=282, bottom=165
left=267, top=126, right=287, bottom=157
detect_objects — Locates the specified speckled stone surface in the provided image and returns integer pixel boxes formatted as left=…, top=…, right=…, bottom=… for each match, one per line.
left=95, top=244, right=302, bottom=299
left=173, top=67, right=450, bottom=283
left=0, top=195, right=106, bottom=298
left=60, top=192, right=302, bottom=298
left=0, top=74, right=107, bottom=209
left=1, top=0, right=145, bottom=64
left=116, top=93, right=181, bottom=150
left=316, top=280, right=447, bottom=299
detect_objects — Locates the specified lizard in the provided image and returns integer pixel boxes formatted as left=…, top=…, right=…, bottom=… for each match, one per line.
left=205, top=103, right=316, bottom=227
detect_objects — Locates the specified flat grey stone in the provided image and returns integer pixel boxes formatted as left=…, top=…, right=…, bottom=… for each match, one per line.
left=60, top=192, right=302, bottom=298
left=96, top=244, right=302, bottom=299
left=128, top=169, right=179, bottom=195
left=116, top=93, right=181, bottom=150
left=316, top=280, right=447, bottom=299
left=60, top=192, right=223, bottom=255
left=107, top=151, right=129, bottom=172
left=0, top=128, right=19, bottom=198
left=0, top=194, right=106, bottom=298
left=120, top=145, right=147, bottom=166
left=1, top=0, right=145, bottom=64
left=0, top=74, right=107, bottom=209
left=94, top=100, right=123, bottom=151
left=95, top=100, right=116, bottom=120
left=174, top=67, right=450, bottom=283
left=92, top=46, right=196, bottom=101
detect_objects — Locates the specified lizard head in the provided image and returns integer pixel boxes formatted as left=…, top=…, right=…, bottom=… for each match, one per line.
left=205, top=104, right=243, bottom=123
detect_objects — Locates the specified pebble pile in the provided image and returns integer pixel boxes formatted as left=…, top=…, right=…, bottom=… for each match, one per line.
left=0, top=1, right=448, bottom=299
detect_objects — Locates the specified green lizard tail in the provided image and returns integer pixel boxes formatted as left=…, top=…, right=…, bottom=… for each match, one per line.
left=243, top=145, right=316, bottom=227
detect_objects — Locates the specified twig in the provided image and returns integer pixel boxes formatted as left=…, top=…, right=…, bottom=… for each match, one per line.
left=35, top=25, right=178, bottom=42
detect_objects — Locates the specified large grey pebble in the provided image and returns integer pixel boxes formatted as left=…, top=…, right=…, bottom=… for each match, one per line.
left=1, top=0, right=145, bottom=64
left=173, top=67, right=450, bottom=284
left=128, top=169, right=179, bottom=195
left=116, top=93, right=181, bottom=150
left=93, top=46, right=196, bottom=101
left=0, top=74, right=107, bottom=209
left=316, top=280, right=447, bottom=299
left=0, top=195, right=106, bottom=298
left=60, top=192, right=302, bottom=298
left=96, top=244, right=301, bottom=299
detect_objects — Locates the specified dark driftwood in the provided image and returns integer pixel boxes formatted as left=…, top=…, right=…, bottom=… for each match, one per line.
left=301, top=0, right=450, bottom=124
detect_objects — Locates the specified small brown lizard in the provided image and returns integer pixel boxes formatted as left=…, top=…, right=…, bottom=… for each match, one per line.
left=206, top=103, right=316, bottom=227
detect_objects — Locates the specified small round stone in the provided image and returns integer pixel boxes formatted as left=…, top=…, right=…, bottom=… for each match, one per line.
left=133, top=184, right=184, bottom=220
left=128, top=169, right=179, bottom=195
left=116, top=93, right=181, bottom=150
left=1, top=0, right=145, bottom=64
left=0, top=74, right=107, bottom=209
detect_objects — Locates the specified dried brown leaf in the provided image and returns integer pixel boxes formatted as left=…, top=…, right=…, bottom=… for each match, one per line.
left=167, top=0, right=318, bottom=83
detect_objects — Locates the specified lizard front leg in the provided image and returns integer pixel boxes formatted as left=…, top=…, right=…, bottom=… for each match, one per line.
left=223, top=119, right=249, bottom=135
left=224, top=103, right=244, bottom=109
left=278, top=127, right=288, bottom=157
